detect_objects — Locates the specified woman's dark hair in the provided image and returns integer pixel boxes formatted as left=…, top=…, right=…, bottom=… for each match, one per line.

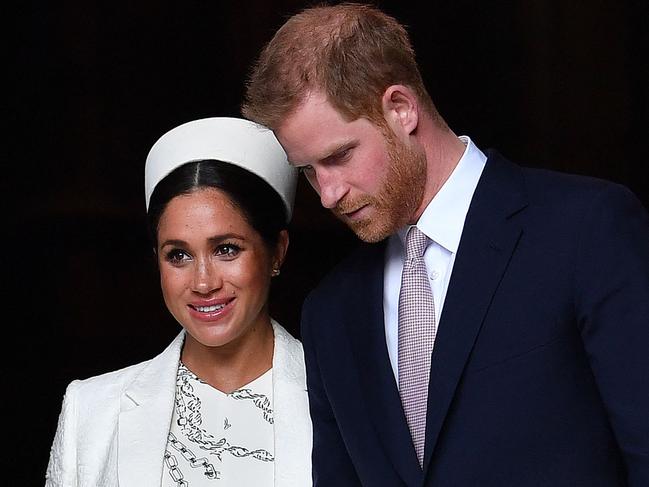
left=147, top=160, right=287, bottom=250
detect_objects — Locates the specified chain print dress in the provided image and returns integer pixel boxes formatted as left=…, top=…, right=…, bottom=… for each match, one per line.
left=162, top=363, right=275, bottom=486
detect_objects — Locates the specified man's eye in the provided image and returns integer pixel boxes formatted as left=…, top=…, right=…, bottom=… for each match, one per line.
left=216, top=244, right=240, bottom=258
left=336, top=148, right=351, bottom=161
left=298, top=165, right=315, bottom=175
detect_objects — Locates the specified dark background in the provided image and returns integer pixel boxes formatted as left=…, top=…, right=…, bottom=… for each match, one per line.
left=9, top=1, right=648, bottom=484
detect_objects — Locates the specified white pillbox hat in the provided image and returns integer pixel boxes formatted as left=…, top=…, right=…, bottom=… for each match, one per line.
left=144, top=117, right=297, bottom=221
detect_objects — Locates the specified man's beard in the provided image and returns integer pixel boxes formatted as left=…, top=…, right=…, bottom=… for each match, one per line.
left=334, top=134, right=426, bottom=243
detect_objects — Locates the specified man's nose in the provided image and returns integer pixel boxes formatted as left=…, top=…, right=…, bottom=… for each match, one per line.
left=313, top=168, right=346, bottom=209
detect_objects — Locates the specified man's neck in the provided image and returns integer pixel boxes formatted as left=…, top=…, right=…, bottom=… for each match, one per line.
left=412, top=127, right=466, bottom=223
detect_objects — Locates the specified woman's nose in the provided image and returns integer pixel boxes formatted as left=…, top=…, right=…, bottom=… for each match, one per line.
left=191, top=260, right=223, bottom=294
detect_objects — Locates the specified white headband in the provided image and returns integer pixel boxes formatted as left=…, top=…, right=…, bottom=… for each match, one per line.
left=144, top=117, right=297, bottom=221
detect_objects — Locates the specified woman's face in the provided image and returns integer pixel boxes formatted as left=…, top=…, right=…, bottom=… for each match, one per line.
left=156, top=187, right=286, bottom=351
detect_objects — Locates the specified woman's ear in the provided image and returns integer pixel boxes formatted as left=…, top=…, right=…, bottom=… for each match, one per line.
left=381, top=84, right=419, bottom=137
left=273, top=229, right=290, bottom=273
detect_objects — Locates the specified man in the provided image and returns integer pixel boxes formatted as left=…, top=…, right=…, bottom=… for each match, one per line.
left=242, top=3, right=649, bottom=486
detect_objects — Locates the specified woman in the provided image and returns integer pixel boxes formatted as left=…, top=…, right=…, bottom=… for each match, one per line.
left=46, top=117, right=312, bottom=486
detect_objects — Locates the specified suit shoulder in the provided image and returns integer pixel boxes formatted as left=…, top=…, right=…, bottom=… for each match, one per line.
left=524, top=167, right=648, bottom=222
left=484, top=149, right=644, bottom=214
left=62, top=331, right=184, bottom=401
left=64, top=360, right=151, bottom=403
left=522, top=165, right=625, bottom=195
left=273, top=320, right=304, bottom=354
left=486, top=149, right=637, bottom=201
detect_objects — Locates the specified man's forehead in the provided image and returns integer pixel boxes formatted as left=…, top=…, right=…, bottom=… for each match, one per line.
left=276, top=94, right=355, bottom=165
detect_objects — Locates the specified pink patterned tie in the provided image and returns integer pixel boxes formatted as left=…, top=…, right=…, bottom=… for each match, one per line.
left=398, top=225, right=436, bottom=467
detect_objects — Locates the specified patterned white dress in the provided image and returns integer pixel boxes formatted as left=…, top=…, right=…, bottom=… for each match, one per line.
left=162, top=362, right=274, bottom=486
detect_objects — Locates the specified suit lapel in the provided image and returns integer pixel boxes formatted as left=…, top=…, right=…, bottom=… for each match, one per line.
left=118, top=331, right=184, bottom=487
left=422, top=152, right=527, bottom=473
left=346, top=243, right=423, bottom=486
left=117, top=325, right=311, bottom=487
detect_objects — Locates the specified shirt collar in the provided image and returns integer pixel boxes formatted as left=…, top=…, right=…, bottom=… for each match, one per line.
left=398, top=135, right=487, bottom=253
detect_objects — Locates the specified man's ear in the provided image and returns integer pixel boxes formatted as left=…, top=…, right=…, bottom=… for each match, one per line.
left=381, top=84, right=419, bottom=137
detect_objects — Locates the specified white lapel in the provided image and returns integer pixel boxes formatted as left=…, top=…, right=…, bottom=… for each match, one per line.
left=114, top=325, right=311, bottom=487
left=117, top=331, right=184, bottom=487
left=271, top=320, right=313, bottom=486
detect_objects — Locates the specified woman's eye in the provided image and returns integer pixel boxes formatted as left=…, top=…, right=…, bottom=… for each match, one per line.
left=165, top=249, right=190, bottom=264
left=216, top=244, right=240, bottom=258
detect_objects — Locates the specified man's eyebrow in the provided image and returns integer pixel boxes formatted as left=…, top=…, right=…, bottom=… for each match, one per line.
left=322, top=141, right=355, bottom=161
left=287, top=138, right=357, bottom=167
left=293, top=140, right=356, bottom=166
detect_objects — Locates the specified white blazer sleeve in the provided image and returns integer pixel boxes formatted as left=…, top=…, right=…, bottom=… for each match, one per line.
left=45, top=381, right=80, bottom=487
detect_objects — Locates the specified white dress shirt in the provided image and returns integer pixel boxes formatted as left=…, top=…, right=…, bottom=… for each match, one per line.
left=384, top=136, right=487, bottom=381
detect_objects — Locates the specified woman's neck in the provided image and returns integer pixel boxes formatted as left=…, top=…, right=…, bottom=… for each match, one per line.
left=180, top=320, right=275, bottom=393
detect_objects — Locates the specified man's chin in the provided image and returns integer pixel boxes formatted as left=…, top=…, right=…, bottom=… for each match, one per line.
left=334, top=205, right=399, bottom=242
left=348, top=219, right=393, bottom=243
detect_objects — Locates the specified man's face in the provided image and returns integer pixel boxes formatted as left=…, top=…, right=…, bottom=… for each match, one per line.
left=276, top=91, right=426, bottom=242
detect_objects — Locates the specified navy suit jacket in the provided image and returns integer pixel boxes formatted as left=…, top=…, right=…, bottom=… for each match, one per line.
left=300, top=150, right=649, bottom=486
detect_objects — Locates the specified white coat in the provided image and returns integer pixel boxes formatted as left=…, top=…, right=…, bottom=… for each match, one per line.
left=45, top=321, right=312, bottom=486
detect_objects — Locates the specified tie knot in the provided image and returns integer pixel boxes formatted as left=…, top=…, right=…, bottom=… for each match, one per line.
left=405, top=226, right=428, bottom=259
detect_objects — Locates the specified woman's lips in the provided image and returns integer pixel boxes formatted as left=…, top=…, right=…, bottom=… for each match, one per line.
left=187, top=298, right=234, bottom=322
